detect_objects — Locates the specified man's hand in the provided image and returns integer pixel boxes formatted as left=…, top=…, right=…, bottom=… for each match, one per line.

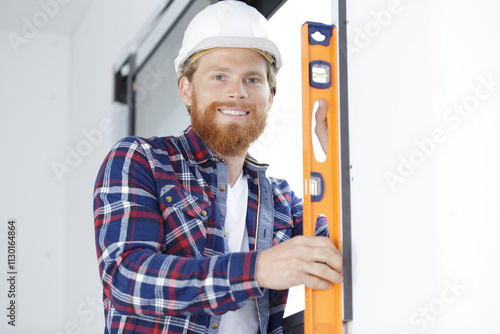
left=314, top=98, right=328, bottom=154
left=255, top=236, right=343, bottom=290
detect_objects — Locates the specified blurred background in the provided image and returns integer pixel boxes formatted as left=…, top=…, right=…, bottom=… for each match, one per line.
left=1, top=0, right=499, bottom=333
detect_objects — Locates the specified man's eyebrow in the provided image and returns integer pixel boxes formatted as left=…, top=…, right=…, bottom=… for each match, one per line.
left=245, top=71, right=266, bottom=77
left=205, top=67, right=265, bottom=77
left=206, top=66, right=264, bottom=75
left=206, top=66, right=232, bottom=73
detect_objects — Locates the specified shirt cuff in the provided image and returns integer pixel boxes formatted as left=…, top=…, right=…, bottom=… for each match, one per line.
left=228, top=251, right=264, bottom=302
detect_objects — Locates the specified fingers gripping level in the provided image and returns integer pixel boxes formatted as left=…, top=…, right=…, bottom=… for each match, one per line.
left=301, top=22, right=343, bottom=334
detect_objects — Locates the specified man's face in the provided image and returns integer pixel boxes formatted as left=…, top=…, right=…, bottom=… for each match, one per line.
left=179, top=48, right=274, bottom=157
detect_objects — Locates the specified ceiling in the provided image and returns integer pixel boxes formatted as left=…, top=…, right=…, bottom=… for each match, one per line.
left=0, top=0, right=288, bottom=36
left=0, top=0, right=95, bottom=35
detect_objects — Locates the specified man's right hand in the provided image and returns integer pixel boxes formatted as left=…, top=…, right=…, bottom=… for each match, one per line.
left=255, top=236, right=343, bottom=290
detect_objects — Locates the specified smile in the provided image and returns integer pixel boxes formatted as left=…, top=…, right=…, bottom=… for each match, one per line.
left=218, top=108, right=249, bottom=116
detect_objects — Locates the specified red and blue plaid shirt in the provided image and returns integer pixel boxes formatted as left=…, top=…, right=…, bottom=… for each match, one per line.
left=93, top=126, right=327, bottom=333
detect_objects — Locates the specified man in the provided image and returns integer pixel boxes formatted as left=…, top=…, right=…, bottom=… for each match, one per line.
left=94, top=1, right=342, bottom=333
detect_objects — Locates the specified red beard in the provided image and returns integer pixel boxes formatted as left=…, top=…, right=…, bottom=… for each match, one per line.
left=190, top=97, right=268, bottom=157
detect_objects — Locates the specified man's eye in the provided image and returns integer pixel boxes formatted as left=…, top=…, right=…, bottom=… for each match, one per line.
left=247, top=78, right=259, bottom=83
left=213, top=75, right=225, bottom=80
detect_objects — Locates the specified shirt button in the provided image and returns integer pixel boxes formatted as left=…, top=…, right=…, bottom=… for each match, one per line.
left=211, top=322, right=219, bottom=329
left=201, top=210, right=207, bottom=217
left=219, top=185, right=227, bottom=192
left=165, top=196, right=173, bottom=203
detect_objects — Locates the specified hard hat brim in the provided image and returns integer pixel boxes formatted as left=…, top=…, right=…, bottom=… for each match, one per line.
left=175, top=36, right=282, bottom=76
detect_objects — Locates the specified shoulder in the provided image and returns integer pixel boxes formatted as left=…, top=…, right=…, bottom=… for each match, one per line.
left=269, top=176, right=293, bottom=195
left=269, top=177, right=291, bottom=192
left=107, top=134, right=185, bottom=161
left=99, top=135, right=187, bottom=179
left=268, top=176, right=302, bottom=207
left=112, top=135, right=180, bottom=152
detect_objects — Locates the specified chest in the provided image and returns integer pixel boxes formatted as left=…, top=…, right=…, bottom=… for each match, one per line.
left=156, top=161, right=292, bottom=257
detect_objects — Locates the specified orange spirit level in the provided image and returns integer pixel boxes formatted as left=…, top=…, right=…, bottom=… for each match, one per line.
left=301, top=21, right=342, bottom=334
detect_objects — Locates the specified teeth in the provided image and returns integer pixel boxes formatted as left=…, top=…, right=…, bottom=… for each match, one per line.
left=219, top=109, right=247, bottom=116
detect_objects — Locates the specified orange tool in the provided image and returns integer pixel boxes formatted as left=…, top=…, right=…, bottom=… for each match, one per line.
left=301, top=21, right=342, bottom=334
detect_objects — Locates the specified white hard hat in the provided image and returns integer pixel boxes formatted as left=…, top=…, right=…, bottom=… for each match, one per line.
left=175, top=0, right=282, bottom=76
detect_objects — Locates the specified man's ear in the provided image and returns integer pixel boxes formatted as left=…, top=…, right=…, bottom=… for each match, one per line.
left=266, top=89, right=275, bottom=111
left=179, top=76, right=193, bottom=107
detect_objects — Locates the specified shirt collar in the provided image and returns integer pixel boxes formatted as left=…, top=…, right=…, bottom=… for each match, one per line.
left=179, top=126, right=217, bottom=165
left=244, top=154, right=269, bottom=173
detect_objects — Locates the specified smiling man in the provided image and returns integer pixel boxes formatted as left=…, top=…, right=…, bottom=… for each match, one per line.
left=180, top=48, right=273, bottom=186
left=93, top=1, right=342, bottom=334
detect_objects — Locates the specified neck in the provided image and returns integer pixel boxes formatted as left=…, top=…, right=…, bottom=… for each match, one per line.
left=219, top=153, right=246, bottom=187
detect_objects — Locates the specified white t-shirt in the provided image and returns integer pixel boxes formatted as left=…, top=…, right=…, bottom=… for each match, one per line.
left=219, top=171, right=259, bottom=334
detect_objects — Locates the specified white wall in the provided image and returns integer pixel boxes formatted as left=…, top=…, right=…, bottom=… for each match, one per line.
left=431, top=0, right=500, bottom=332
left=253, top=0, right=500, bottom=333
left=0, top=28, right=70, bottom=334
left=346, top=0, right=500, bottom=332
left=0, top=1, right=164, bottom=333
left=347, top=0, right=440, bottom=331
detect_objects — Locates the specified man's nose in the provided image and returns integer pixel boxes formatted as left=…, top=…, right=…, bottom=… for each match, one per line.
left=226, top=79, right=248, bottom=100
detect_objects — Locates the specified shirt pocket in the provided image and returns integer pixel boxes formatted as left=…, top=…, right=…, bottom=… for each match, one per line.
left=159, top=185, right=212, bottom=256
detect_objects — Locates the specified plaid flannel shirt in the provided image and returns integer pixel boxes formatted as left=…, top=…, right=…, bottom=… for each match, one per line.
left=93, top=126, right=328, bottom=333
